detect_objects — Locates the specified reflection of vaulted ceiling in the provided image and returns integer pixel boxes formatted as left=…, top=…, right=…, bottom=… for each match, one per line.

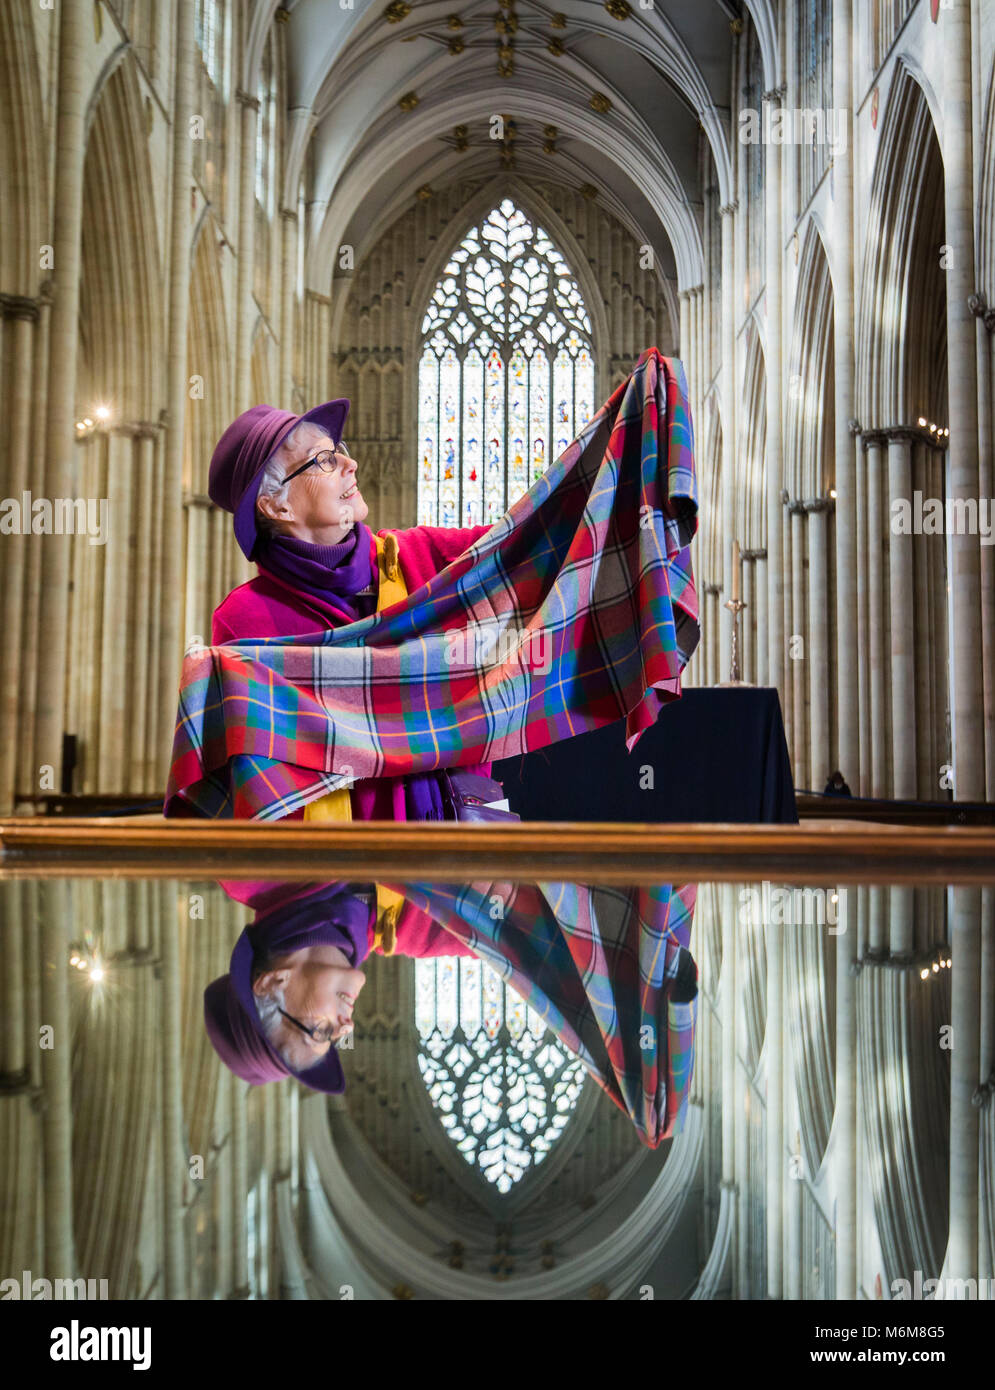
left=338, top=952, right=654, bottom=1223
left=267, top=0, right=745, bottom=290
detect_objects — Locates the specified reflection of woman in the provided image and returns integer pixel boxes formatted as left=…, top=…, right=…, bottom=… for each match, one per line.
left=205, top=880, right=474, bottom=1093
left=207, top=397, right=499, bottom=822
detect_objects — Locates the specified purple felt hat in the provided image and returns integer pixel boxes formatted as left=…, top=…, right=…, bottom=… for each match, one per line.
left=203, top=884, right=374, bottom=1093
left=208, top=399, right=350, bottom=561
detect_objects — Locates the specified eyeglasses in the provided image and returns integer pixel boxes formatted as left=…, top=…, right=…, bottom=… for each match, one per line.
left=278, top=1006, right=351, bottom=1045
left=280, top=442, right=353, bottom=487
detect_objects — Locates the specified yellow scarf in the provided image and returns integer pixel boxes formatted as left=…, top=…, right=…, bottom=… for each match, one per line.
left=303, top=532, right=406, bottom=949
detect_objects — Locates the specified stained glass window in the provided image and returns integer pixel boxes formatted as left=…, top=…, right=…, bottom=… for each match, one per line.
left=195, top=0, right=222, bottom=91
left=415, top=956, right=585, bottom=1194
left=418, top=198, right=596, bottom=527
left=255, top=38, right=273, bottom=213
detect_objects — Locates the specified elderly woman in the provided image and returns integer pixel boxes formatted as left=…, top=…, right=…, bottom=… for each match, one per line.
left=205, top=878, right=477, bottom=1093
left=207, top=398, right=500, bottom=823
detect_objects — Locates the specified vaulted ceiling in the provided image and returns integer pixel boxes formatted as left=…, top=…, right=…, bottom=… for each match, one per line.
left=248, top=0, right=767, bottom=292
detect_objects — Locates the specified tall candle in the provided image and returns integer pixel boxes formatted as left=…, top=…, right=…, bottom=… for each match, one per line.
left=732, top=539, right=740, bottom=602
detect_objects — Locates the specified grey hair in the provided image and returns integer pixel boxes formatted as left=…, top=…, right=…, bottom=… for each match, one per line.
left=253, top=982, right=286, bottom=1038
left=253, top=979, right=327, bottom=1075
left=254, top=420, right=330, bottom=540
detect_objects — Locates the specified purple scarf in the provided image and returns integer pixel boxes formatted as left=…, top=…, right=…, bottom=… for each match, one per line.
left=248, top=882, right=375, bottom=967
left=252, top=525, right=452, bottom=822
left=256, top=521, right=378, bottom=624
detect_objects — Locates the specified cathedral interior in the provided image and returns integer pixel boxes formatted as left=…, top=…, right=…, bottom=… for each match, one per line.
left=1, top=0, right=995, bottom=1324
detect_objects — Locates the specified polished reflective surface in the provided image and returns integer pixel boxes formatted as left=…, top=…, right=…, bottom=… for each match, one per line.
left=0, top=875, right=991, bottom=1302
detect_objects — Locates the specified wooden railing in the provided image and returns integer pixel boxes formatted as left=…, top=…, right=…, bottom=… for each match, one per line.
left=1, top=818, right=994, bottom=885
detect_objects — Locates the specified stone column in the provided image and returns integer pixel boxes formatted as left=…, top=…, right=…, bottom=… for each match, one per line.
left=888, top=430, right=916, bottom=797
left=751, top=549, right=768, bottom=685
left=790, top=503, right=807, bottom=788
left=703, top=584, right=719, bottom=687
left=146, top=426, right=166, bottom=787
left=855, top=436, right=871, bottom=795
left=41, top=883, right=75, bottom=1277
left=720, top=884, right=738, bottom=1290
left=0, top=301, right=38, bottom=812
left=948, top=888, right=981, bottom=1288
left=36, top=0, right=88, bottom=795
left=786, top=1126, right=802, bottom=1299
left=981, top=885, right=994, bottom=1284
left=130, top=429, right=156, bottom=791
left=76, top=436, right=100, bottom=795
left=231, top=1078, right=249, bottom=1297
left=890, top=885, right=915, bottom=958
left=720, top=203, right=737, bottom=686
left=868, top=885, right=886, bottom=955
left=782, top=492, right=793, bottom=732
left=764, top=84, right=786, bottom=713
left=912, top=437, right=933, bottom=797
left=679, top=289, right=689, bottom=401
left=18, top=283, right=53, bottom=803
left=0, top=900, right=26, bottom=1085
left=735, top=912, right=749, bottom=1297
left=932, top=445, right=950, bottom=787
left=835, top=895, right=857, bottom=1298
left=732, top=35, right=746, bottom=698
left=865, top=434, right=887, bottom=797
left=766, top=896, right=784, bottom=1298
left=742, top=553, right=755, bottom=685
left=234, top=87, right=260, bottom=410
left=161, top=891, right=186, bottom=1298
left=279, top=208, right=298, bottom=407
left=832, top=1, right=859, bottom=793
left=158, top=0, right=197, bottom=787
left=943, top=4, right=984, bottom=800
left=690, top=287, right=701, bottom=453
left=214, top=1067, right=232, bottom=1298
left=805, top=499, right=832, bottom=789
left=100, top=429, right=134, bottom=793
left=971, top=298, right=995, bottom=797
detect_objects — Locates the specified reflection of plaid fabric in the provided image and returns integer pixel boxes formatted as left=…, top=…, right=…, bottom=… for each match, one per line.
left=383, top=879, right=698, bottom=1147
left=164, top=348, right=699, bottom=821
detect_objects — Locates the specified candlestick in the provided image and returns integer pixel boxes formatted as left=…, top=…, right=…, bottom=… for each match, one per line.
left=732, top=539, right=740, bottom=602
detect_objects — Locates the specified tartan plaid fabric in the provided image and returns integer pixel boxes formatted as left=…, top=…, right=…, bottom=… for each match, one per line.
left=164, top=347, right=699, bottom=821
left=382, top=878, right=699, bottom=1146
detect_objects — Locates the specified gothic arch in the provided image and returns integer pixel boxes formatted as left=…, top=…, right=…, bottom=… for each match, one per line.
left=406, top=185, right=606, bottom=526
left=739, top=318, right=767, bottom=548
left=0, top=3, right=47, bottom=292
left=186, top=217, right=232, bottom=491
left=701, top=389, right=723, bottom=590
left=857, top=962, right=950, bottom=1285
left=786, top=220, right=835, bottom=499
left=399, top=959, right=607, bottom=1219
left=408, top=175, right=613, bottom=393
left=856, top=60, right=947, bottom=428
left=79, top=60, right=164, bottom=423
left=301, top=1093, right=702, bottom=1299
left=978, top=48, right=995, bottom=300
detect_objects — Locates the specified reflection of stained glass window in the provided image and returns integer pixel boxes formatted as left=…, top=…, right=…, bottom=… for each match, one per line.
left=415, top=956, right=585, bottom=1194
left=418, top=198, right=595, bottom=527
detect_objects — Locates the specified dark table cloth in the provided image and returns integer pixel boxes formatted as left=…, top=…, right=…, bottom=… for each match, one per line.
left=492, top=687, right=798, bottom=824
